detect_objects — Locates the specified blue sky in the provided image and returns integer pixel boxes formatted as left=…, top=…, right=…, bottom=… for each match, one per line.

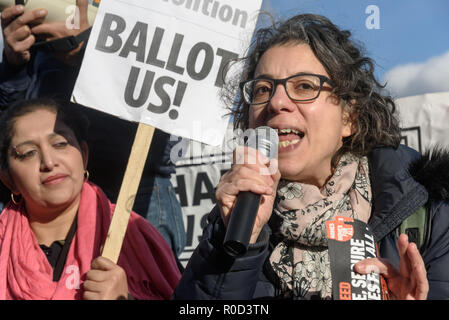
left=1, top=0, right=447, bottom=98
left=261, top=0, right=449, bottom=98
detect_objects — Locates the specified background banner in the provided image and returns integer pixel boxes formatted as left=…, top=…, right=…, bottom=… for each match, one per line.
left=396, top=91, right=449, bottom=152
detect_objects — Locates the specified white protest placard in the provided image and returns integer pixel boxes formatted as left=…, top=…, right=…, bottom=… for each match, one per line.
left=72, top=0, right=262, bottom=146
left=396, top=91, right=449, bottom=152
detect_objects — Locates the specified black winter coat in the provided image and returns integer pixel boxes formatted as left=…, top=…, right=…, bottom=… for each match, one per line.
left=173, top=145, right=449, bottom=300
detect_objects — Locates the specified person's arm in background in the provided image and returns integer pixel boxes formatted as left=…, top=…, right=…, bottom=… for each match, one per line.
left=0, top=4, right=45, bottom=105
left=0, top=0, right=91, bottom=106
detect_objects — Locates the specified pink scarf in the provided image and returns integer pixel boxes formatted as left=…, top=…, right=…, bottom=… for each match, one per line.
left=0, top=182, right=180, bottom=300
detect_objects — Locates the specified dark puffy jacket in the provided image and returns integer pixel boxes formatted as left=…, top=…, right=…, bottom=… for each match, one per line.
left=173, top=145, right=449, bottom=300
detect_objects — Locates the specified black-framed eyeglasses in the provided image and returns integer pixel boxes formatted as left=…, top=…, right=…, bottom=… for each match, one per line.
left=239, top=73, right=335, bottom=105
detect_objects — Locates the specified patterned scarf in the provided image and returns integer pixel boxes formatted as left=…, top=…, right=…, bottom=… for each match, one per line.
left=269, top=153, right=372, bottom=299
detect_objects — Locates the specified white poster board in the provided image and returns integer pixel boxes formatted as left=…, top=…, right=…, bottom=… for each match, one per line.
left=72, top=0, right=262, bottom=146
left=396, top=91, right=449, bottom=152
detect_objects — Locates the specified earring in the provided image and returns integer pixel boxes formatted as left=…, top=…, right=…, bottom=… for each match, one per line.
left=10, top=193, right=20, bottom=205
left=84, top=170, right=90, bottom=181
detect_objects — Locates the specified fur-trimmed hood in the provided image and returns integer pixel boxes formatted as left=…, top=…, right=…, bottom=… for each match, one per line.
left=408, top=147, right=449, bottom=202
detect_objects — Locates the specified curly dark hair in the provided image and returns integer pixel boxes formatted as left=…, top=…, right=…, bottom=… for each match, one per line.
left=0, top=98, right=89, bottom=170
left=221, top=13, right=401, bottom=167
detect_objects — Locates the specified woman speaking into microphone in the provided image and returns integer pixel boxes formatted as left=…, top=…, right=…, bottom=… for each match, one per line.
left=173, top=13, right=449, bottom=300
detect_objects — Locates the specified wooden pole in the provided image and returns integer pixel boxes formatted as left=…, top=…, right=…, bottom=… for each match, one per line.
left=101, top=122, right=155, bottom=263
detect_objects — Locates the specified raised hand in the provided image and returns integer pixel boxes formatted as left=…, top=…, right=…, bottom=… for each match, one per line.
left=354, top=233, right=428, bottom=300
left=1, top=5, right=47, bottom=65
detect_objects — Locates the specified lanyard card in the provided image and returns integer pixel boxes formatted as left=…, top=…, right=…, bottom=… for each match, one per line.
left=326, top=216, right=390, bottom=300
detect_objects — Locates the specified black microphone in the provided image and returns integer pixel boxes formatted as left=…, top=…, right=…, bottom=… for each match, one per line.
left=223, top=126, right=279, bottom=257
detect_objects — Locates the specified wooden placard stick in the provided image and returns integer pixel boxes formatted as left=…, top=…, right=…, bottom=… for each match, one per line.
left=101, top=122, right=155, bottom=263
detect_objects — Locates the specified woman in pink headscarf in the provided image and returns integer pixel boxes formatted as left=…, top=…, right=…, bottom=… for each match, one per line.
left=0, top=98, right=181, bottom=300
